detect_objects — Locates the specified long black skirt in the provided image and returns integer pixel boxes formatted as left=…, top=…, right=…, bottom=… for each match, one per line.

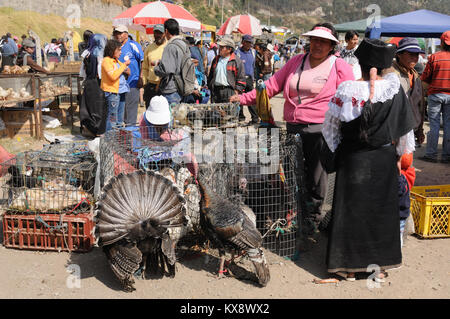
left=79, top=78, right=107, bottom=136
left=326, top=144, right=402, bottom=273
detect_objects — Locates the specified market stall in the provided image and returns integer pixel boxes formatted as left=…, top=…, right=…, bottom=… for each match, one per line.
left=37, top=72, right=78, bottom=133
left=0, top=72, right=77, bottom=139
left=0, top=73, right=39, bottom=138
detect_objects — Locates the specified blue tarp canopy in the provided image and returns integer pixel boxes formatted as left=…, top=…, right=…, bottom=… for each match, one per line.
left=366, top=9, right=450, bottom=39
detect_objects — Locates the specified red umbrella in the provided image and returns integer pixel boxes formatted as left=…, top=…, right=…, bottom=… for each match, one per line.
left=217, top=14, right=262, bottom=36
left=113, top=1, right=201, bottom=33
left=387, top=37, right=403, bottom=46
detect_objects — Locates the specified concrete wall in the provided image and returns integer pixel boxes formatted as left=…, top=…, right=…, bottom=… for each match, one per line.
left=0, top=0, right=126, bottom=22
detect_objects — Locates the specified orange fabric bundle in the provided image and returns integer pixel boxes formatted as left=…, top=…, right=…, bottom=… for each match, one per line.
left=400, top=153, right=415, bottom=190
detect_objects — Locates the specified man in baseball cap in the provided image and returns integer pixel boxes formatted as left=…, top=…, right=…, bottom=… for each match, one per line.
left=112, top=23, right=144, bottom=126
left=235, top=34, right=260, bottom=123
left=20, top=38, right=49, bottom=74
left=141, top=24, right=167, bottom=108
left=393, top=37, right=426, bottom=147
left=420, top=30, right=450, bottom=163
left=207, top=36, right=246, bottom=104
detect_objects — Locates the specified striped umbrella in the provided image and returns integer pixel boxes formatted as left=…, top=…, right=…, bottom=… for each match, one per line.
left=113, top=1, right=201, bottom=33
left=217, top=14, right=262, bottom=36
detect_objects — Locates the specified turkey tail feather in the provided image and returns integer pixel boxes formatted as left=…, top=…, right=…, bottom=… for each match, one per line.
left=248, top=248, right=270, bottom=287
left=105, top=244, right=142, bottom=292
left=96, top=170, right=186, bottom=246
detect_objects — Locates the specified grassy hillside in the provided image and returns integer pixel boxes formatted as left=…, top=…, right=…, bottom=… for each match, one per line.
left=0, top=7, right=115, bottom=44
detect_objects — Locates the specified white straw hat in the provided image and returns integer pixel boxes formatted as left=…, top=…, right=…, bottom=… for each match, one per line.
left=145, top=96, right=171, bottom=125
left=302, top=26, right=339, bottom=44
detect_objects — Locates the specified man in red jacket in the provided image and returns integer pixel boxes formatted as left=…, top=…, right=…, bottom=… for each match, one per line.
left=207, top=37, right=246, bottom=103
left=420, top=30, right=450, bottom=163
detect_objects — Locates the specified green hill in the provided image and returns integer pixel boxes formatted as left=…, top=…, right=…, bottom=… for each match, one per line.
left=0, top=7, right=115, bottom=45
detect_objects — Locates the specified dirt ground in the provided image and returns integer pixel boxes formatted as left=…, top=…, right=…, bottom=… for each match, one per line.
left=0, top=95, right=449, bottom=300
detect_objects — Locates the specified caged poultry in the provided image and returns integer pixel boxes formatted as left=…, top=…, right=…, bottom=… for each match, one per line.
left=95, top=170, right=188, bottom=292
left=196, top=174, right=270, bottom=287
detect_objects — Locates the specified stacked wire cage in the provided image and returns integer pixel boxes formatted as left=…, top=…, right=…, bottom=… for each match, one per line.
left=99, top=126, right=300, bottom=259
left=0, top=142, right=97, bottom=252
left=171, top=102, right=241, bottom=131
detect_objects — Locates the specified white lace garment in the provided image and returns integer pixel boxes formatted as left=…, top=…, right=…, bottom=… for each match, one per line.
left=322, top=72, right=415, bottom=155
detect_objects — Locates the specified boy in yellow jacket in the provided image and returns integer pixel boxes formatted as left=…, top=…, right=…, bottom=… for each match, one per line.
left=101, top=39, right=131, bottom=132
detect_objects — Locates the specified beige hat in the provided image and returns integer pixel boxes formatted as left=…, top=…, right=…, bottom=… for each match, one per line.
left=145, top=96, right=171, bottom=125
left=22, top=38, right=35, bottom=48
left=218, top=37, right=235, bottom=48
left=113, top=25, right=129, bottom=33
left=302, top=26, right=339, bottom=44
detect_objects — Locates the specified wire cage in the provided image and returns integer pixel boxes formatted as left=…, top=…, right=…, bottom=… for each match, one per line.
left=197, top=129, right=299, bottom=258
left=171, top=102, right=241, bottom=131
left=99, top=126, right=191, bottom=184
left=99, top=127, right=300, bottom=259
left=0, top=142, right=97, bottom=214
left=99, top=126, right=202, bottom=236
left=37, top=74, right=72, bottom=99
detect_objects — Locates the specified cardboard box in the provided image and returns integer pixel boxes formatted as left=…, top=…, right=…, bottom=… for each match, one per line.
left=0, top=110, right=41, bottom=138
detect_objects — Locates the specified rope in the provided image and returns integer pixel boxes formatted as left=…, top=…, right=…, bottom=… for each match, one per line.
left=65, top=197, right=91, bottom=215
left=262, top=218, right=288, bottom=239
left=35, top=213, right=71, bottom=251
left=35, top=214, right=67, bottom=231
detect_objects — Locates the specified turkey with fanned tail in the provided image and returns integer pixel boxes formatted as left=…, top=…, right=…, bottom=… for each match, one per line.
left=95, top=170, right=187, bottom=292
left=196, top=176, right=270, bottom=287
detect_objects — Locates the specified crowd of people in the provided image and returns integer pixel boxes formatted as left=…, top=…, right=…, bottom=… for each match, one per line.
left=0, top=32, right=76, bottom=70
left=78, top=18, right=285, bottom=137
left=1, top=20, right=449, bottom=283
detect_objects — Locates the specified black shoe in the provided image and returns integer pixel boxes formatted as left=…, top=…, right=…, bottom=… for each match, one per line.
left=420, top=156, right=438, bottom=163
left=441, top=158, right=450, bottom=164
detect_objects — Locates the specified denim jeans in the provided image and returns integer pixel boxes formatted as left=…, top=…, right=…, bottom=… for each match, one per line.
left=425, top=93, right=450, bottom=160
left=400, top=218, right=407, bottom=247
left=163, top=91, right=182, bottom=105
left=105, top=92, right=125, bottom=132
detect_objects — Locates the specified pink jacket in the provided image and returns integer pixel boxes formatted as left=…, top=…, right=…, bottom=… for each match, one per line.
left=240, top=53, right=354, bottom=124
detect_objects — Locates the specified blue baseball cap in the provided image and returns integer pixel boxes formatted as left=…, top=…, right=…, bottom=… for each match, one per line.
left=242, top=34, right=254, bottom=43
left=397, top=38, right=425, bottom=54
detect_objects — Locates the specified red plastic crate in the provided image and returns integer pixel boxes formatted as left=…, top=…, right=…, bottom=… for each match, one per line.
left=2, top=212, right=95, bottom=252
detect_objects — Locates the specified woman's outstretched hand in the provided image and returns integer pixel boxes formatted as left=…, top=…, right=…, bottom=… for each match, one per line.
left=229, top=94, right=241, bottom=103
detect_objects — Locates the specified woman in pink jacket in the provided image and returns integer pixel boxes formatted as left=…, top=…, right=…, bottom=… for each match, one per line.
left=231, top=23, right=354, bottom=217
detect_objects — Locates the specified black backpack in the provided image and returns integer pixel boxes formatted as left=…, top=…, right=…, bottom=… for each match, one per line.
left=171, top=39, right=196, bottom=97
